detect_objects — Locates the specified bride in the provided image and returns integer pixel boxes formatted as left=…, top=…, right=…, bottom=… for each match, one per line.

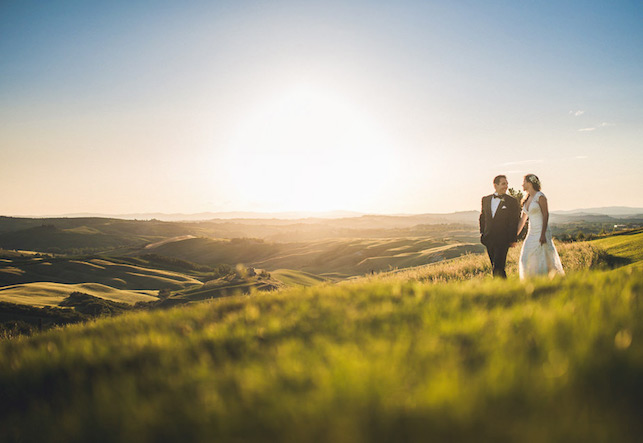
left=517, top=174, right=565, bottom=279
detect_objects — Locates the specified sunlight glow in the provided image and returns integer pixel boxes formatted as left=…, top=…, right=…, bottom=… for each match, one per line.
left=223, top=85, right=400, bottom=212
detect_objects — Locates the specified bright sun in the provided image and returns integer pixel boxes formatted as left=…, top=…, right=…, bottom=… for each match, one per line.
left=223, top=85, right=399, bottom=212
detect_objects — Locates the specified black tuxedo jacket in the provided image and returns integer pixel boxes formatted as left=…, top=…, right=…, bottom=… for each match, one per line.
left=479, top=194, right=520, bottom=246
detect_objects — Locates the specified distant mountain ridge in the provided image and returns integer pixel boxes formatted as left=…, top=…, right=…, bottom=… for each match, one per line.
left=551, top=207, right=643, bottom=216
left=27, top=210, right=364, bottom=221
left=10, top=206, right=643, bottom=221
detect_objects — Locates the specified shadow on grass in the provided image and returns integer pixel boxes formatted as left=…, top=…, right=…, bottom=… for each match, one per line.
left=600, top=252, right=632, bottom=269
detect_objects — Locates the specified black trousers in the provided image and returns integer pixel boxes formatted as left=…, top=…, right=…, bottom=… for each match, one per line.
left=485, top=241, right=510, bottom=278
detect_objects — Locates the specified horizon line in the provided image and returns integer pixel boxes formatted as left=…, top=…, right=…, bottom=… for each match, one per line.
left=3, top=205, right=643, bottom=221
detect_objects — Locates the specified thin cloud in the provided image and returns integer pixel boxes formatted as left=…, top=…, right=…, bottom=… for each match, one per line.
left=578, top=122, right=616, bottom=132
left=569, top=110, right=585, bottom=116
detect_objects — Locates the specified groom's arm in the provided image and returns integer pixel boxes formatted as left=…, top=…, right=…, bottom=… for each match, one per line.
left=479, top=197, right=485, bottom=236
left=510, top=198, right=520, bottom=242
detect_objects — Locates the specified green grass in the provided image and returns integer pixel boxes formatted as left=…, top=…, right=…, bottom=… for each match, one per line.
left=1, top=232, right=642, bottom=442
left=589, top=229, right=643, bottom=268
left=372, top=237, right=614, bottom=284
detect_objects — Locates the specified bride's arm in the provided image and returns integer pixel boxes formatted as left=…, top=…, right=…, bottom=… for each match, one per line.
left=517, top=212, right=528, bottom=237
left=538, top=195, right=549, bottom=244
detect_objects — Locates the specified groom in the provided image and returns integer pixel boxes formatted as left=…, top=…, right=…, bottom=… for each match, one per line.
left=479, top=175, right=521, bottom=278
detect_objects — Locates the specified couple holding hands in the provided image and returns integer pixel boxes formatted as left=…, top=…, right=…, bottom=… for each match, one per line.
left=480, top=174, right=565, bottom=280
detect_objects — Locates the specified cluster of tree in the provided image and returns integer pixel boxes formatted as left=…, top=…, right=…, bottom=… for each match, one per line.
left=550, top=223, right=638, bottom=242
left=554, top=232, right=598, bottom=242
left=0, top=292, right=155, bottom=340
left=508, top=187, right=525, bottom=203
left=0, top=301, right=86, bottom=339
left=59, top=292, right=133, bottom=316
left=200, top=263, right=236, bottom=282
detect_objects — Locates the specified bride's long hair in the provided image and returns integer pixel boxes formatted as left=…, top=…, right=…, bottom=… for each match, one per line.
left=522, top=173, right=541, bottom=206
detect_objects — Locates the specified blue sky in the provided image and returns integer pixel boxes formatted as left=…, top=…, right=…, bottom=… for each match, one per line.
left=1, top=0, right=642, bottom=215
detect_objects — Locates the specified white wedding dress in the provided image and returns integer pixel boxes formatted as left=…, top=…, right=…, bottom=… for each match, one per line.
left=519, top=191, right=565, bottom=279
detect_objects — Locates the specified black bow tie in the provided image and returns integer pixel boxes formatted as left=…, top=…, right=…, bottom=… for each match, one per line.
left=493, top=195, right=505, bottom=199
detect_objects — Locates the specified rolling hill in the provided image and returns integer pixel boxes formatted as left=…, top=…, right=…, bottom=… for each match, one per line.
left=552, top=206, right=643, bottom=216
left=588, top=229, right=643, bottom=267
left=0, top=256, right=202, bottom=290
left=147, top=234, right=484, bottom=277
left=1, top=213, right=640, bottom=256
left=0, top=224, right=139, bottom=253
left=0, top=282, right=157, bottom=308
left=0, top=216, right=481, bottom=252
left=0, top=231, right=641, bottom=442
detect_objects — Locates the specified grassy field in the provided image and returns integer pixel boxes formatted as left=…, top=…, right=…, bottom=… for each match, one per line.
left=372, top=235, right=622, bottom=284
left=0, top=232, right=641, bottom=442
left=589, top=228, right=643, bottom=268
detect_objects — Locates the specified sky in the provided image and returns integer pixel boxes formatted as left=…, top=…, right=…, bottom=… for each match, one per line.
left=1, top=0, right=642, bottom=216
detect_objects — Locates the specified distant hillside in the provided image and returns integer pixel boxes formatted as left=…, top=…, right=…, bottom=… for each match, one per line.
left=1, top=212, right=640, bottom=256
left=148, top=234, right=484, bottom=277
left=41, top=210, right=365, bottom=221
left=0, top=217, right=200, bottom=252
left=0, top=215, right=479, bottom=251
left=0, top=281, right=157, bottom=308
left=550, top=213, right=621, bottom=223
left=553, top=206, right=643, bottom=216
left=549, top=214, right=643, bottom=229
left=0, top=216, right=193, bottom=236
left=28, top=206, right=643, bottom=220
left=0, top=256, right=202, bottom=290
left=0, top=225, right=140, bottom=253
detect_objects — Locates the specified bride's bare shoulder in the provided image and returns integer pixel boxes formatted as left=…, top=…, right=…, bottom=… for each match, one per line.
left=534, top=191, right=546, bottom=201
left=535, top=193, right=548, bottom=210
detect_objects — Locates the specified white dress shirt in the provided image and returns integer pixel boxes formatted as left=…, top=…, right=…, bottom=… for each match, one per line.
left=491, top=193, right=503, bottom=218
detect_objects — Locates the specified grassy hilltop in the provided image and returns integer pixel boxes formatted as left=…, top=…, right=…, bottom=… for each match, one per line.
left=0, top=231, right=642, bottom=442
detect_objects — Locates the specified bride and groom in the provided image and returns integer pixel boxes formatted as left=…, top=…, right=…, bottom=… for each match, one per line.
left=479, top=174, right=564, bottom=279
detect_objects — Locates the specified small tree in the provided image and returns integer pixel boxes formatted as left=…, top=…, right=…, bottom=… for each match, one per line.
left=509, top=187, right=527, bottom=240
left=508, top=187, right=524, bottom=203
